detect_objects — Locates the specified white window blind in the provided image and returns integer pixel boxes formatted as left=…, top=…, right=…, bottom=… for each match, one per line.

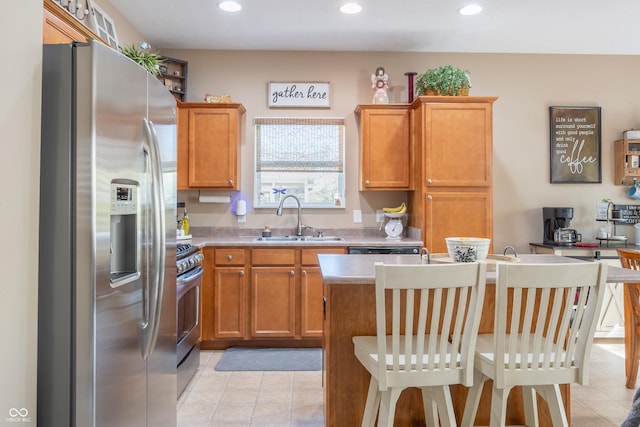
left=255, top=118, right=344, bottom=172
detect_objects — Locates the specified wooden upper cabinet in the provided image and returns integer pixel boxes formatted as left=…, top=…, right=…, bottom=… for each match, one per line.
left=418, top=97, right=495, bottom=187
left=355, top=104, right=413, bottom=190
left=177, top=102, right=245, bottom=190
left=43, top=0, right=106, bottom=44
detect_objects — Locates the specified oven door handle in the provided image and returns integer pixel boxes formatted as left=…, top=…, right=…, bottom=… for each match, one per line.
left=177, top=266, right=204, bottom=299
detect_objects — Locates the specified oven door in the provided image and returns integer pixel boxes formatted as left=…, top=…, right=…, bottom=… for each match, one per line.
left=176, top=265, right=203, bottom=364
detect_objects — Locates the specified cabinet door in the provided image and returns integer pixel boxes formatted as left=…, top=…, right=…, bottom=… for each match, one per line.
left=423, top=190, right=492, bottom=253
left=212, top=266, right=247, bottom=339
left=423, top=102, right=492, bottom=187
left=250, top=267, right=296, bottom=338
left=43, top=8, right=89, bottom=43
left=188, top=108, right=239, bottom=189
left=300, top=266, right=324, bottom=337
left=358, top=106, right=412, bottom=190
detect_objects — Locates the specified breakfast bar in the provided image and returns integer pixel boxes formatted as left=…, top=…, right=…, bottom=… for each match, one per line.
left=319, top=253, right=640, bottom=427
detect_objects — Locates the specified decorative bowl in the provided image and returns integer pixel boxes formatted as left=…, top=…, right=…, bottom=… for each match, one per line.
left=445, top=237, right=491, bottom=261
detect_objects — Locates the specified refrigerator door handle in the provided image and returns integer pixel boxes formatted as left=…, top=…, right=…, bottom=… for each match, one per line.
left=140, top=117, right=167, bottom=360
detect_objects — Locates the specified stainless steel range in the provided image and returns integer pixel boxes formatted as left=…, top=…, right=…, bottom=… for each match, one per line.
left=176, top=243, right=204, bottom=396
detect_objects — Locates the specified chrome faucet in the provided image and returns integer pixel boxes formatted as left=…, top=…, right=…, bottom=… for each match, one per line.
left=276, top=195, right=303, bottom=236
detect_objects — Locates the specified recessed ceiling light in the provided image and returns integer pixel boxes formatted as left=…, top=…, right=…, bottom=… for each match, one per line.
left=339, top=3, right=362, bottom=14
left=218, top=1, right=242, bottom=12
left=458, top=4, right=482, bottom=15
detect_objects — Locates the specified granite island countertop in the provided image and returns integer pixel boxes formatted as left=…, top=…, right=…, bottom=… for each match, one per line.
left=317, top=253, right=640, bottom=284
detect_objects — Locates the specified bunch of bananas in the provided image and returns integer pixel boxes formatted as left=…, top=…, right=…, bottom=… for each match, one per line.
left=382, top=202, right=407, bottom=214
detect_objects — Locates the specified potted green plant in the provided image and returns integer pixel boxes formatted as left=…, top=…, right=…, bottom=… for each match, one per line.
left=415, top=65, right=471, bottom=96
left=120, top=44, right=163, bottom=76
left=415, top=68, right=439, bottom=96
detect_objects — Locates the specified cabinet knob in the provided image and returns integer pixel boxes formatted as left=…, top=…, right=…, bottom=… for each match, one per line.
left=302, top=270, right=307, bottom=275
left=365, top=180, right=370, bottom=185
left=290, top=270, right=295, bottom=276
left=226, top=255, right=233, bottom=261
left=427, top=195, right=433, bottom=200
left=239, top=270, right=244, bottom=276
left=427, top=179, right=433, bottom=184
left=228, top=179, right=234, bottom=186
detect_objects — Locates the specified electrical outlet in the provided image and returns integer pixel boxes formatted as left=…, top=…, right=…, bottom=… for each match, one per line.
left=353, top=209, right=362, bottom=223
left=376, top=210, right=385, bottom=222
left=237, top=215, right=246, bottom=223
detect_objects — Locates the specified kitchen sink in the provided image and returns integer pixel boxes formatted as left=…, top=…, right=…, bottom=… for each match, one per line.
left=251, top=235, right=345, bottom=243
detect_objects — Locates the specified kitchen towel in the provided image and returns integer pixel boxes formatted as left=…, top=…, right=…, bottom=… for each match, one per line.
left=214, top=347, right=322, bottom=371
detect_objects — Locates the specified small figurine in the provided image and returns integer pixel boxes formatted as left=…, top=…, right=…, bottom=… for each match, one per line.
left=371, top=66, right=389, bottom=104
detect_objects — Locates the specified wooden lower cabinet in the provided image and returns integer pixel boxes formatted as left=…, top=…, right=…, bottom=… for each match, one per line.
left=300, top=266, right=324, bottom=337
left=201, top=247, right=248, bottom=342
left=201, top=246, right=345, bottom=349
left=251, top=266, right=297, bottom=338
left=300, top=248, right=345, bottom=337
left=213, top=266, right=247, bottom=339
left=423, top=189, right=492, bottom=253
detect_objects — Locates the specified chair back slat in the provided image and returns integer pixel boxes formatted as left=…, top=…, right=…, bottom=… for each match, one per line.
left=374, top=261, right=487, bottom=389
left=415, top=290, right=429, bottom=370
left=493, top=262, right=607, bottom=388
left=402, top=289, right=415, bottom=371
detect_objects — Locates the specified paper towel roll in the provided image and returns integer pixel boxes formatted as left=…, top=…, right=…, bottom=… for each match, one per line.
left=236, top=199, right=247, bottom=215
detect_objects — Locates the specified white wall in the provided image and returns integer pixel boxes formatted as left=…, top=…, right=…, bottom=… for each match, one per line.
left=0, top=2, right=41, bottom=424
left=162, top=48, right=640, bottom=253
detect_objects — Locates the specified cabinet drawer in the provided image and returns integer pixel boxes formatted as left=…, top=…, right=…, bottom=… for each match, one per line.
left=252, top=248, right=296, bottom=265
left=301, top=248, right=346, bottom=265
left=214, top=248, right=246, bottom=265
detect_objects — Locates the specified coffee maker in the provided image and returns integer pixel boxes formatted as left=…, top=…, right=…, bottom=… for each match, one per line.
left=543, top=207, right=581, bottom=245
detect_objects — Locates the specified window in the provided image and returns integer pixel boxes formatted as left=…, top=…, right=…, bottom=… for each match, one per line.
left=255, top=117, right=345, bottom=208
left=89, top=1, right=119, bottom=49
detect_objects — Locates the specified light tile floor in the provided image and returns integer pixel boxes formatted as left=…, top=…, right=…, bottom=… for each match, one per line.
left=177, top=339, right=636, bottom=426
left=177, top=350, right=324, bottom=426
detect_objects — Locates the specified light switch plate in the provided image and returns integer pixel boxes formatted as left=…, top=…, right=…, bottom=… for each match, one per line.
left=238, top=215, right=246, bottom=223
left=353, top=209, right=362, bottom=223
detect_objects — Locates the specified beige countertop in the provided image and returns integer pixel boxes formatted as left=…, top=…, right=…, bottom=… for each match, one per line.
left=185, top=235, right=424, bottom=248
left=317, top=253, right=640, bottom=285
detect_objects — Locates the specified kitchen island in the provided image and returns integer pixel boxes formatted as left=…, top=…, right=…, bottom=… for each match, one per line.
left=319, top=253, right=640, bottom=426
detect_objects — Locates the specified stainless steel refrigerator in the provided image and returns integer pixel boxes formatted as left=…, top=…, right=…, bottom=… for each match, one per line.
left=38, top=41, right=177, bottom=427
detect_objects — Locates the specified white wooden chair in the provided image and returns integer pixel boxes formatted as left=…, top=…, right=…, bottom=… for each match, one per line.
left=352, top=261, right=487, bottom=427
left=461, top=261, right=607, bottom=427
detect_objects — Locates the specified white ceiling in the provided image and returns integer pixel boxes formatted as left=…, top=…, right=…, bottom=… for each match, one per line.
left=110, top=0, right=640, bottom=55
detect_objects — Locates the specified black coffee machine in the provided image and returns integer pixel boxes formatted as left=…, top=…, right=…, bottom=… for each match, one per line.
left=543, top=207, right=579, bottom=245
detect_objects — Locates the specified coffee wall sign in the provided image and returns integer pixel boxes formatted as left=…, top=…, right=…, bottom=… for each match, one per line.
left=549, top=106, right=601, bottom=183
left=268, top=82, right=330, bottom=108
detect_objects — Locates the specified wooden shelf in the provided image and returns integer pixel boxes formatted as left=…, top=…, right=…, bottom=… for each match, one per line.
left=615, top=139, right=640, bottom=185
left=158, top=56, right=188, bottom=102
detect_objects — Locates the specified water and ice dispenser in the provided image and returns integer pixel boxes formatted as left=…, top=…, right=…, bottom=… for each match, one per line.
left=110, top=180, right=140, bottom=284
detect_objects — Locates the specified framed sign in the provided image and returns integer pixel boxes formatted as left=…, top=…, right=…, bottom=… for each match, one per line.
left=549, top=106, right=601, bottom=183
left=268, top=82, right=330, bottom=108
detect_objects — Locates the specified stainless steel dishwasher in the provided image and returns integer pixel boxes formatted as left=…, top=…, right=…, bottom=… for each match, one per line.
left=347, top=246, right=421, bottom=254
